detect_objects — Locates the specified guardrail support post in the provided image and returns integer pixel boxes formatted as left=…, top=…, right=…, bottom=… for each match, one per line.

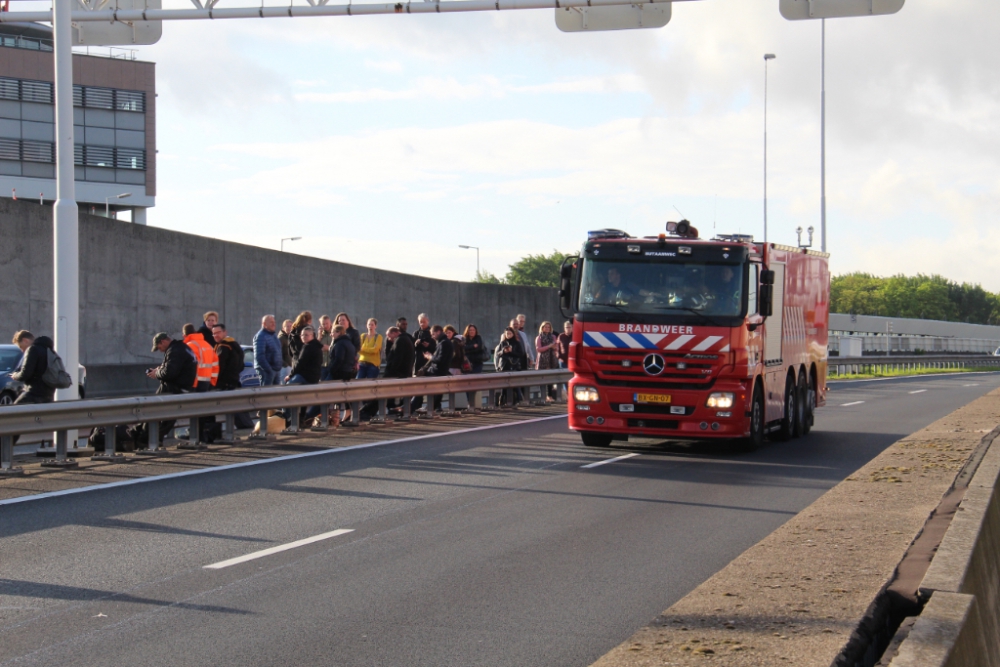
left=40, top=430, right=78, bottom=468
left=396, top=397, right=412, bottom=422
left=283, top=406, right=300, bottom=434
left=177, top=417, right=205, bottom=450
left=249, top=409, right=270, bottom=440
left=485, top=389, right=497, bottom=411
left=134, top=420, right=165, bottom=455
left=0, top=435, right=24, bottom=476
left=370, top=399, right=387, bottom=425
left=442, top=392, right=460, bottom=418
left=92, top=424, right=125, bottom=462
left=221, top=413, right=238, bottom=444
left=311, top=403, right=330, bottom=431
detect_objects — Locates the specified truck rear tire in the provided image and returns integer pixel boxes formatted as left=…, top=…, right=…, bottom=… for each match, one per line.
left=775, top=376, right=798, bottom=441
left=581, top=432, right=613, bottom=448
left=799, top=372, right=813, bottom=436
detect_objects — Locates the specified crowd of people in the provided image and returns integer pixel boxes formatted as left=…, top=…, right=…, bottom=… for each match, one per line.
left=4, top=311, right=572, bottom=445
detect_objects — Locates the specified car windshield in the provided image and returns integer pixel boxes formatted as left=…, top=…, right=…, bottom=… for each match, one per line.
left=244, top=348, right=254, bottom=365
left=0, top=349, right=23, bottom=372
left=579, top=259, right=745, bottom=317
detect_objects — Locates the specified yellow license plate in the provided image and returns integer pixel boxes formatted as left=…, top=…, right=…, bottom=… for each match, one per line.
left=635, top=393, right=671, bottom=404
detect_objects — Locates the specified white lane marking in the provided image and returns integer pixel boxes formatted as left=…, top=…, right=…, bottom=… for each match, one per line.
left=0, top=414, right=568, bottom=507
left=964, top=384, right=980, bottom=387
left=581, top=452, right=641, bottom=469
left=841, top=401, right=865, bottom=407
left=204, top=529, right=354, bottom=570
left=909, top=389, right=927, bottom=394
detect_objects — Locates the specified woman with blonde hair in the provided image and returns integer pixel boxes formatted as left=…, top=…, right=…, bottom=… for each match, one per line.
left=535, top=321, right=559, bottom=401
left=357, top=318, right=383, bottom=379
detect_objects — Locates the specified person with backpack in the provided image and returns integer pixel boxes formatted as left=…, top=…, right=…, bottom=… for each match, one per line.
left=10, top=334, right=62, bottom=405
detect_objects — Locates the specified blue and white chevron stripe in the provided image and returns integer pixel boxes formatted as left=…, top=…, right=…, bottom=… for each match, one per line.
left=583, top=331, right=729, bottom=352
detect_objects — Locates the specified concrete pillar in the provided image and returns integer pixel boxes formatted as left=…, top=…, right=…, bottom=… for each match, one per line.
left=133, top=207, right=147, bottom=225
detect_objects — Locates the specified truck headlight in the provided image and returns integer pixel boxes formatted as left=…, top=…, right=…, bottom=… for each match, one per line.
left=574, top=386, right=600, bottom=403
left=705, top=392, right=734, bottom=409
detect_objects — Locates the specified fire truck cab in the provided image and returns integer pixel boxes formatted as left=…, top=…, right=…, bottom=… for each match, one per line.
left=560, top=222, right=830, bottom=450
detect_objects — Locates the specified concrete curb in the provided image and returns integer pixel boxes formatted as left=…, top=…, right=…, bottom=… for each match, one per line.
left=883, top=422, right=1000, bottom=666
left=588, top=388, right=1000, bottom=667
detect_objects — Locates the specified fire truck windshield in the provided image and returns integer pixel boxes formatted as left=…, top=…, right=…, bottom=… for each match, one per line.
left=579, top=259, right=745, bottom=317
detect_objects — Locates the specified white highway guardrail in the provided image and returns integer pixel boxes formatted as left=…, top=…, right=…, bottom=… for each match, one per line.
left=0, top=370, right=572, bottom=475
left=829, top=355, right=1000, bottom=376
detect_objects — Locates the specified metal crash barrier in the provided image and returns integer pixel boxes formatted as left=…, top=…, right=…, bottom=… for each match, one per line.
left=0, top=370, right=572, bottom=476
left=828, top=354, right=1000, bottom=377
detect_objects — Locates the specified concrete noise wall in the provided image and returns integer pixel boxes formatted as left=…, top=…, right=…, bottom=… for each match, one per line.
left=0, top=199, right=561, bottom=393
left=889, top=428, right=1000, bottom=667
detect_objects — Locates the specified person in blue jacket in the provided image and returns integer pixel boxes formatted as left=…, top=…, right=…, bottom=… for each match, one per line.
left=253, top=314, right=282, bottom=386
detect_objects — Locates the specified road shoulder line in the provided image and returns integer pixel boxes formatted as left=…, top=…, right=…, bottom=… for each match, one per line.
left=0, top=414, right=567, bottom=508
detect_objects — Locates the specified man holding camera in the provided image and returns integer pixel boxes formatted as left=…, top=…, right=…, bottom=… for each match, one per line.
left=134, top=333, right=198, bottom=446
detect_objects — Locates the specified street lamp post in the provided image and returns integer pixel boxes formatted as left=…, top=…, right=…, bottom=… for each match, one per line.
left=105, top=192, right=131, bottom=219
left=458, top=245, right=480, bottom=277
left=820, top=19, right=827, bottom=253
left=763, top=53, right=776, bottom=244
left=281, top=236, right=301, bottom=252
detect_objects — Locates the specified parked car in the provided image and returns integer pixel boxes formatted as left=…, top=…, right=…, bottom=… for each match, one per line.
left=994, top=347, right=1000, bottom=357
left=0, top=344, right=87, bottom=404
left=240, top=345, right=260, bottom=388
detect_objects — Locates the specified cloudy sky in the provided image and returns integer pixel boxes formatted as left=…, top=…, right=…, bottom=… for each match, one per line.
left=83, top=0, right=1000, bottom=287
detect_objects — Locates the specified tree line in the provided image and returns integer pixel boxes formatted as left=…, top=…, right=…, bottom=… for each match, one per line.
left=480, top=253, right=1000, bottom=326
left=830, top=273, right=1000, bottom=325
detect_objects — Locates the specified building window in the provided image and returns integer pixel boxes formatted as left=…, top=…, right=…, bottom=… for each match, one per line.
left=72, top=84, right=145, bottom=113
left=21, top=80, right=54, bottom=104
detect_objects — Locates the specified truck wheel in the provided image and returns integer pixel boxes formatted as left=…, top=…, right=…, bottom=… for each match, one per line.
left=737, top=385, right=766, bottom=452
left=799, top=372, right=813, bottom=436
left=775, top=376, right=798, bottom=441
left=581, top=432, right=613, bottom=448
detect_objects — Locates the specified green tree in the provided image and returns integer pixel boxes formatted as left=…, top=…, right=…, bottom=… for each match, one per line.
left=830, top=271, right=1000, bottom=324
left=473, top=269, right=503, bottom=284
left=504, top=250, right=570, bottom=288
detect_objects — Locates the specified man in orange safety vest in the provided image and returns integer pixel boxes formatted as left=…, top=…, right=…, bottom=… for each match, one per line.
left=183, top=322, right=219, bottom=391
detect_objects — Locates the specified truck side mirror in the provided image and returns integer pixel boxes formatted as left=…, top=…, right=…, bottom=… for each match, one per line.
left=759, top=284, right=773, bottom=318
left=559, top=257, right=578, bottom=314
left=760, top=269, right=775, bottom=286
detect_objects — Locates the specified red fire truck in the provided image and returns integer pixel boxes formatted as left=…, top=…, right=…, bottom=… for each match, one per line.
left=560, top=221, right=830, bottom=450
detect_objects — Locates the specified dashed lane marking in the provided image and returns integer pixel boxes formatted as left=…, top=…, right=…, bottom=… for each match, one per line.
left=841, top=401, right=865, bottom=407
left=909, top=389, right=928, bottom=394
left=581, top=453, right=641, bottom=469
left=204, top=529, right=354, bottom=570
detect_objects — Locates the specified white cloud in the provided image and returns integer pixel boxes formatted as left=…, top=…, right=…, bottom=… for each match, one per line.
left=293, top=74, right=644, bottom=103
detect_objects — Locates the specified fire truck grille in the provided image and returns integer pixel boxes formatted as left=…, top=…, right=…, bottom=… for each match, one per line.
left=587, top=348, right=720, bottom=386
left=612, top=403, right=693, bottom=416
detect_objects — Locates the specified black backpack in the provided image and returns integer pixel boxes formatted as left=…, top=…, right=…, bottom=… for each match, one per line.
left=42, top=349, right=74, bottom=389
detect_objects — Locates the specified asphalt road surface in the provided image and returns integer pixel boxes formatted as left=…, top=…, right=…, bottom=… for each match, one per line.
left=3, top=371, right=999, bottom=667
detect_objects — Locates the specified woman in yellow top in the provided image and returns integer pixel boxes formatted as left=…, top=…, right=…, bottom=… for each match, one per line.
left=356, top=318, right=384, bottom=379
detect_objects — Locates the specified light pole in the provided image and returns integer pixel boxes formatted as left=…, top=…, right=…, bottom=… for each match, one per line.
left=763, top=53, right=776, bottom=244
left=105, top=192, right=131, bottom=219
left=281, top=236, right=301, bottom=252
left=459, top=244, right=480, bottom=276
left=820, top=19, right=827, bottom=252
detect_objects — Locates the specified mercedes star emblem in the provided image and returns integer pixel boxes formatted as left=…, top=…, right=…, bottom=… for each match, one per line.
left=643, top=353, right=665, bottom=376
